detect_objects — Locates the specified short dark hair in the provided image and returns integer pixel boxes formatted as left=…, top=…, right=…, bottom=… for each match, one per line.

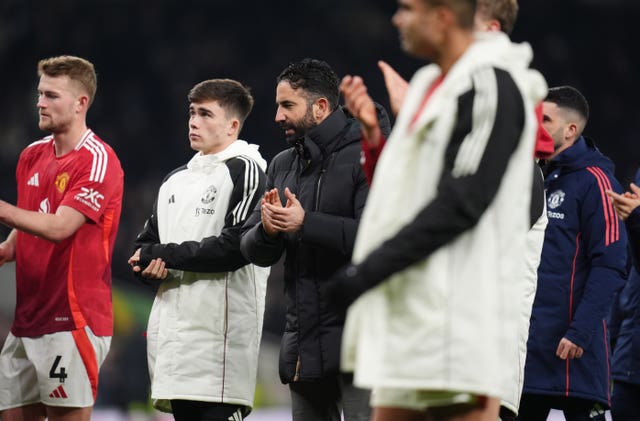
left=276, top=58, right=340, bottom=111
left=188, top=79, right=254, bottom=127
left=477, top=0, right=518, bottom=35
left=425, top=0, right=477, bottom=29
left=38, top=55, right=97, bottom=106
left=545, top=86, right=589, bottom=123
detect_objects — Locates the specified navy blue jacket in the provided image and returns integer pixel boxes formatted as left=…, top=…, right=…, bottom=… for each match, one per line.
left=523, top=137, right=628, bottom=406
left=609, top=168, right=640, bottom=386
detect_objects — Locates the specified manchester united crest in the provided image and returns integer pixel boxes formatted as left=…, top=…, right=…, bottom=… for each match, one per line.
left=55, top=172, right=70, bottom=193
left=201, top=185, right=217, bottom=204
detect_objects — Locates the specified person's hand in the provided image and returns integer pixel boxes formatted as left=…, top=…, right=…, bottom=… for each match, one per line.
left=139, top=258, right=168, bottom=280
left=262, top=188, right=305, bottom=233
left=556, top=337, right=584, bottom=360
left=128, top=248, right=168, bottom=280
left=606, top=182, right=640, bottom=220
left=128, top=248, right=142, bottom=271
left=0, top=240, right=16, bottom=267
left=378, top=60, right=409, bottom=117
left=264, top=188, right=283, bottom=207
left=261, top=188, right=283, bottom=237
left=340, top=75, right=381, bottom=146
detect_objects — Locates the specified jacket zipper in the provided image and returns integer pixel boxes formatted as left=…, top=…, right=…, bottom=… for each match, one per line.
left=293, top=355, right=301, bottom=382
left=314, top=169, right=326, bottom=211
left=314, top=152, right=336, bottom=210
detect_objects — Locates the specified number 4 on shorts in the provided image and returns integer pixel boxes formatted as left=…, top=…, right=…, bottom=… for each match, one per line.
left=49, top=355, right=68, bottom=383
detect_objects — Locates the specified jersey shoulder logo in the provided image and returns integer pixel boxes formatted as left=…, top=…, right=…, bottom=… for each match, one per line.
left=27, top=172, right=39, bottom=187
left=74, top=187, right=104, bottom=211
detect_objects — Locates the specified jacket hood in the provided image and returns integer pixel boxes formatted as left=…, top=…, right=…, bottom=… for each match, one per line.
left=550, top=136, right=615, bottom=173
left=466, top=31, right=548, bottom=105
left=187, top=139, right=268, bottom=173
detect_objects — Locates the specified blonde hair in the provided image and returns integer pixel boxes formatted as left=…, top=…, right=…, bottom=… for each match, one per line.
left=38, top=55, right=97, bottom=106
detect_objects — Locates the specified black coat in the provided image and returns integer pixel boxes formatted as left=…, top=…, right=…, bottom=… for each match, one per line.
left=241, top=105, right=390, bottom=383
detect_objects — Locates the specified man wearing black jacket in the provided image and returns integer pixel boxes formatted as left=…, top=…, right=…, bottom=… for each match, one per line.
left=240, top=58, right=390, bottom=421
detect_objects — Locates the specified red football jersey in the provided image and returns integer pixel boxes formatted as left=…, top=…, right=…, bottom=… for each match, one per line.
left=12, top=129, right=124, bottom=337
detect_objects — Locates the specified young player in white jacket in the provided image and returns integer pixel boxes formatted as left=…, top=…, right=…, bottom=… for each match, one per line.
left=129, top=79, right=269, bottom=421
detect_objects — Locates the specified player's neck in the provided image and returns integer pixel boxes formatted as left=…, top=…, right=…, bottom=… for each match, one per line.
left=437, top=29, right=474, bottom=75
left=52, top=121, right=89, bottom=157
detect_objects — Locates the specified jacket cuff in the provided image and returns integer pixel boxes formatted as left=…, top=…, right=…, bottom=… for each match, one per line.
left=258, top=224, right=283, bottom=244
left=564, top=327, right=591, bottom=350
left=138, top=245, right=154, bottom=268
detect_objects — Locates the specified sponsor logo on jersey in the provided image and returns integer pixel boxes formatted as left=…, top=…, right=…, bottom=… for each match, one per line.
left=201, top=185, right=217, bottom=204
left=195, top=207, right=215, bottom=217
left=547, top=190, right=566, bottom=219
left=39, top=198, right=50, bottom=214
left=27, top=172, right=40, bottom=187
left=49, top=385, right=68, bottom=399
left=74, top=187, right=104, bottom=211
left=55, top=172, right=70, bottom=193
left=168, top=194, right=175, bottom=204
left=547, top=210, right=565, bottom=220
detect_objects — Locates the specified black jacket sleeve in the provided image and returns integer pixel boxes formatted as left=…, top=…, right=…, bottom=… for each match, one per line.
left=335, top=67, right=529, bottom=297
left=134, top=199, right=161, bottom=251
left=138, top=157, right=266, bottom=273
left=240, top=160, right=287, bottom=267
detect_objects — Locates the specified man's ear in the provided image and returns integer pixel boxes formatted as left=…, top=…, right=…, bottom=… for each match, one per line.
left=486, top=19, right=501, bottom=32
left=313, top=97, right=330, bottom=121
left=76, top=95, right=89, bottom=114
left=565, top=122, right=578, bottom=142
left=228, top=118, right=240, bottom=136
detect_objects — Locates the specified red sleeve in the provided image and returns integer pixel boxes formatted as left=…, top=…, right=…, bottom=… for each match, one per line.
left=60, top=147, right=123, bottom=223
left=361, top=133, right=386, bottom=186
left=534, top=102, right=554, bottom=159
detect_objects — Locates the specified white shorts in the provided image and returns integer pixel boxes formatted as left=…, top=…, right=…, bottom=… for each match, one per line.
left=0, top=326, right=111, bottom=410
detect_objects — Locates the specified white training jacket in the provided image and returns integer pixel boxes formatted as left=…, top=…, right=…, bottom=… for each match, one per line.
left=136, top=140, right=269, bottom=413
left=341, top=32, right=547, bottom=403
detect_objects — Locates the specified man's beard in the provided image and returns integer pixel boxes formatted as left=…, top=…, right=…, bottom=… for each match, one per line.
left=283, top=110, right=317, bottom=146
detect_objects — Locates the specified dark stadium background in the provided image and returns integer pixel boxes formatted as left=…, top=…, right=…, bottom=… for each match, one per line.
left=0, top=0, right=638, bottom=416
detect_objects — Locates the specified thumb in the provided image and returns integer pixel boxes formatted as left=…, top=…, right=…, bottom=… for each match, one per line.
left=284, top=187, right=297, bottom=200
left=605, top=189, right=619, bottom=201
left=378, top=61, right=394, bottom=86
left=378, top=60, right=403, bottom=84
left=284, top=187, right=298, bottom=207
left=378, top=60, right=394, bottom=77
left=630, top=182, right=640, bottom=196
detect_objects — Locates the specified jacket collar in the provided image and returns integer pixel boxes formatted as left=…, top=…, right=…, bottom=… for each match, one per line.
left=295, top=108, right=350, bottom=162
left=544, top=136, right=614, bottom=176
